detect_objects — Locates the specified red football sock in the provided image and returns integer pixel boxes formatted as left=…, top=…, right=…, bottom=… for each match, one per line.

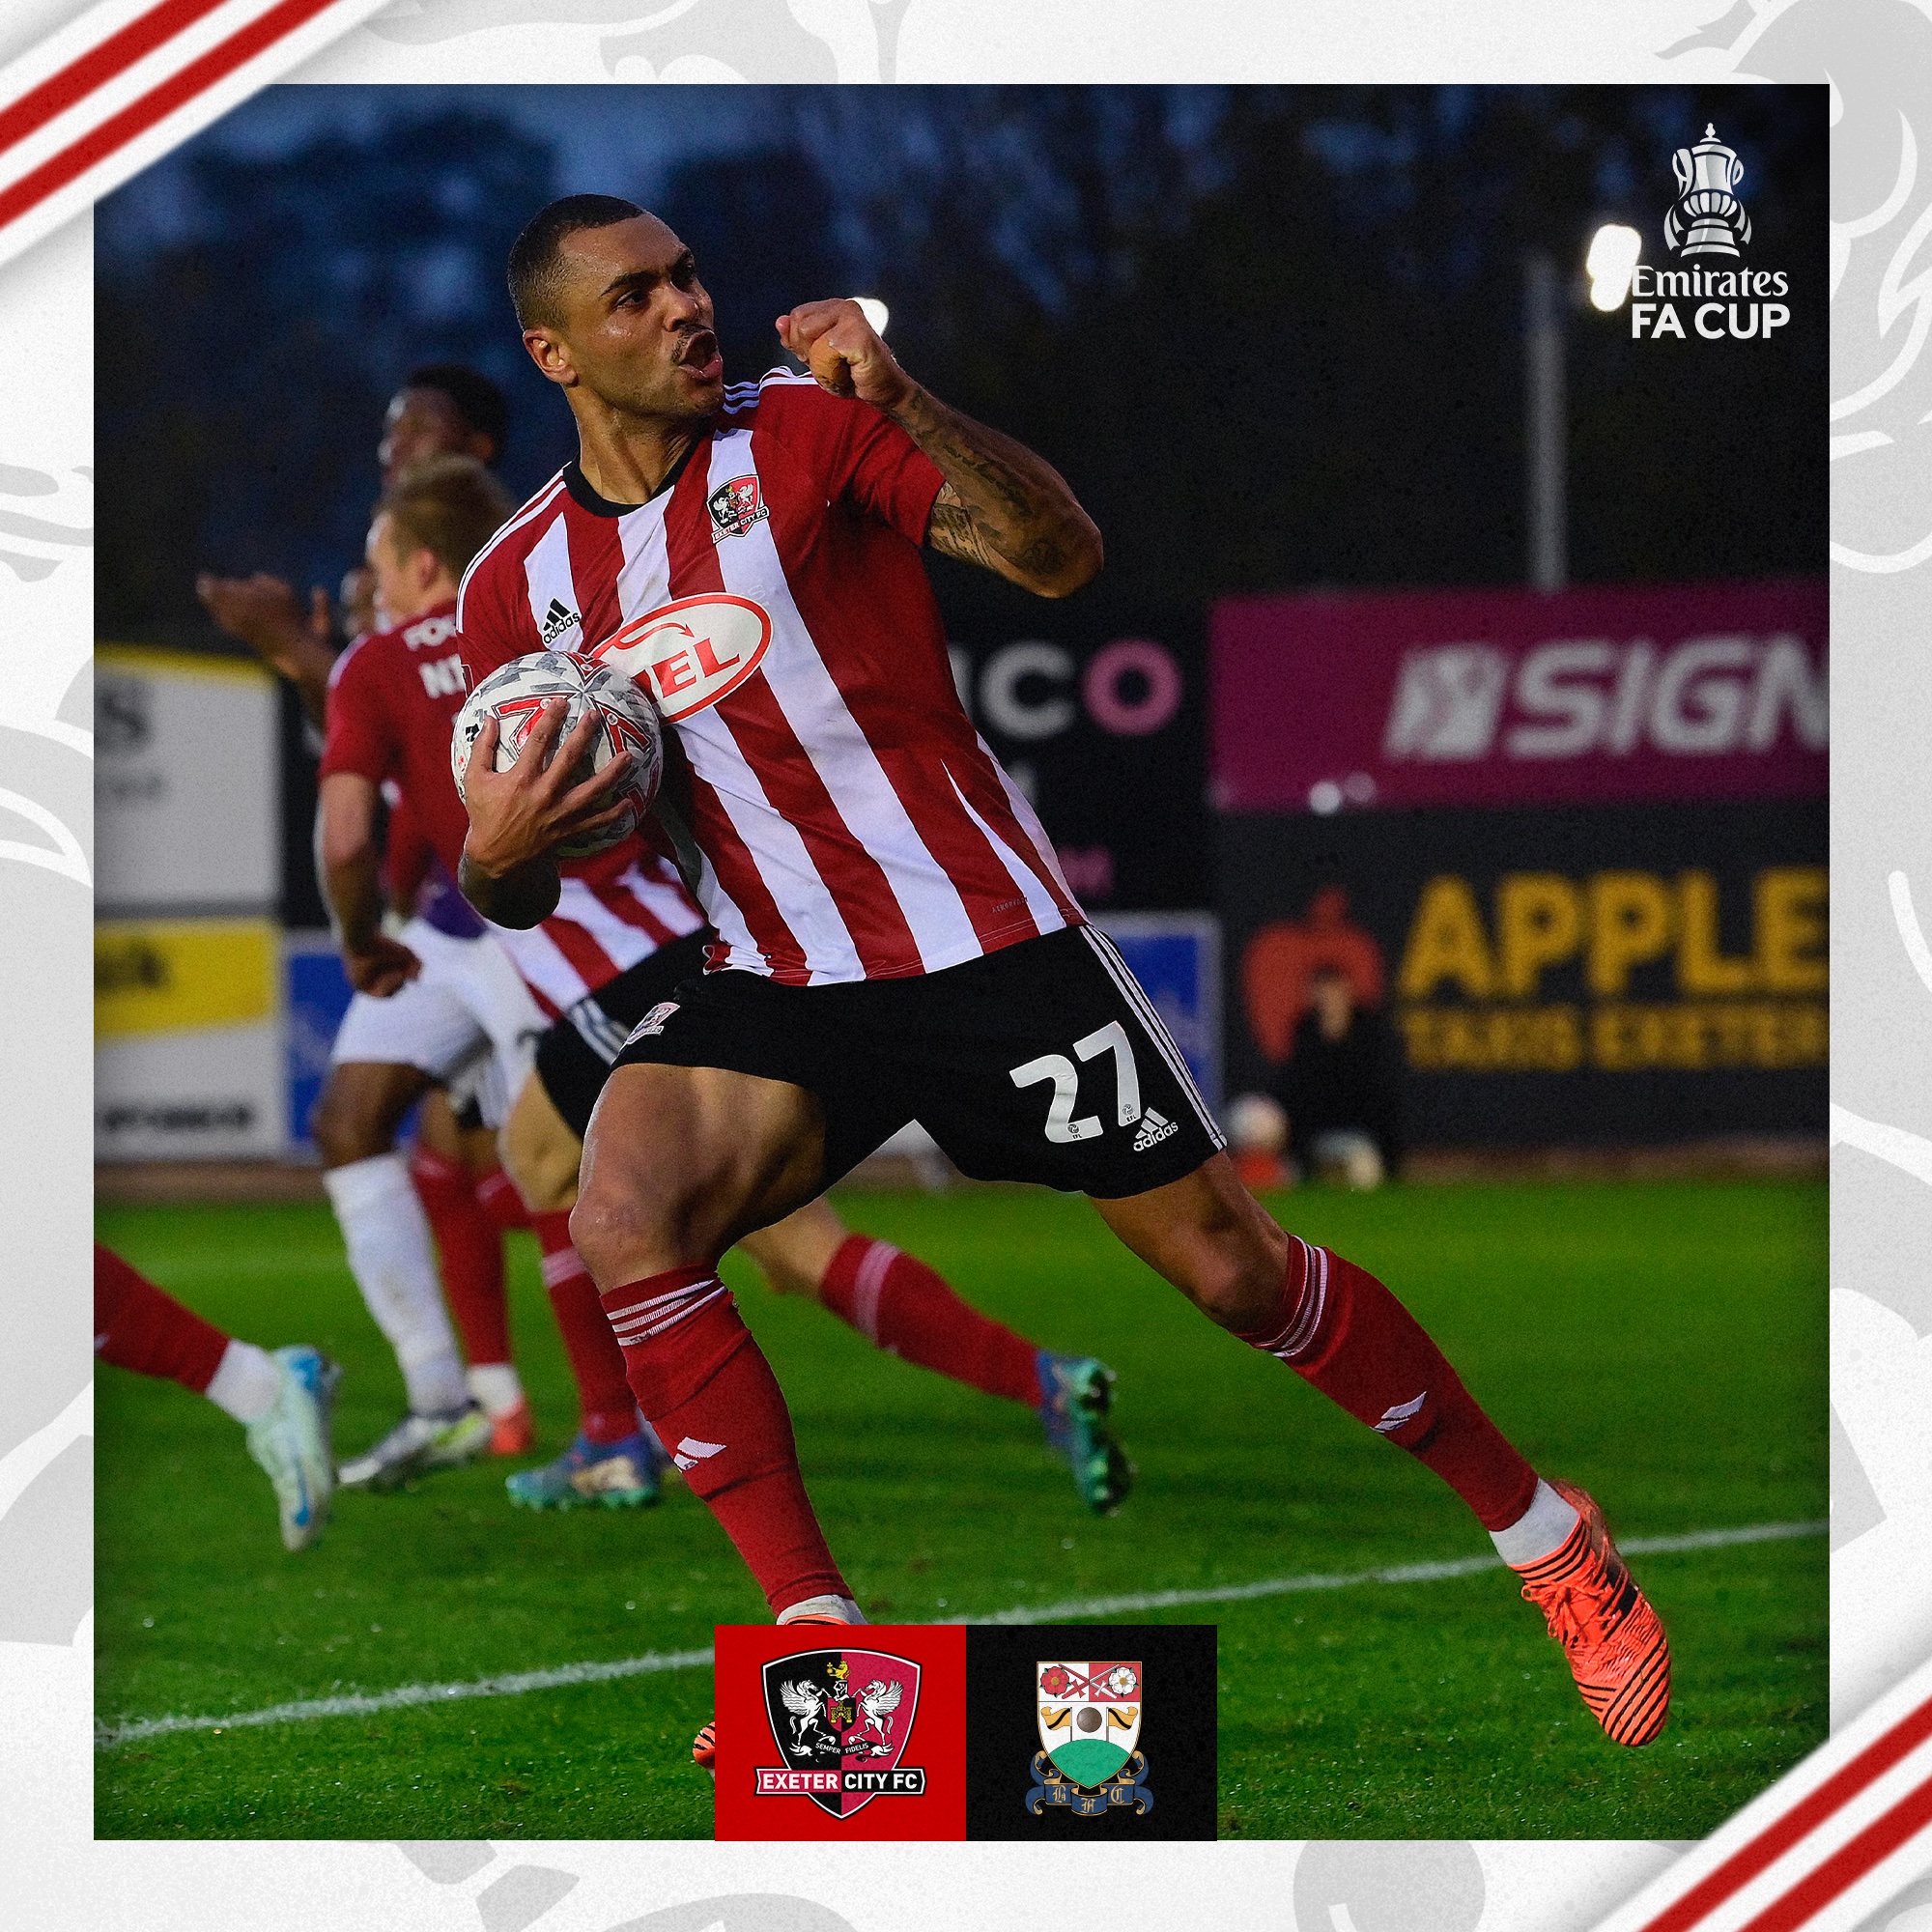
left=474, top=1164, right=530, bottom=1235
left=94, top=1243, right=230, bottom=1393
left=411, top=1146, right=511, bottom=1367
left=601, top=1267, right=848, bottom=1616
left=818, top=1235, right=1039, bottom=1407
left=1239, top=1238, right=1539, bottom=1531
left=533, top=1210, right=639, bottom=1444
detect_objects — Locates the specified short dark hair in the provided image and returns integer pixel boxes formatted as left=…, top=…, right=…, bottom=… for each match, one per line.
left=379, top=454, right=513, bottom=583
left=507, top=194, right=645, bottom=329
left=402, top=362, right=509, bottom=463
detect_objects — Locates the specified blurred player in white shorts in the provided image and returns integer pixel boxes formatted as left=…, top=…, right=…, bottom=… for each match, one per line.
left=199, top=367, right=543, bottom=1477
left=328, top=887, right=543, bottom=1144
left=311, top=458, right=553, bottom=1489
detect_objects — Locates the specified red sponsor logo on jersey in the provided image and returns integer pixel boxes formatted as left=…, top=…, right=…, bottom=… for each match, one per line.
left=589, top=593, right=773, bottom=722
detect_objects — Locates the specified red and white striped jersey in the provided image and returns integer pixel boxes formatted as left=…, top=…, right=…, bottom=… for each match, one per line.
left=320, top=598, right=706, bottom=1015
left=488, top=844, right=707, bottom=1021
left=456, top=370, right=1084, bottom=986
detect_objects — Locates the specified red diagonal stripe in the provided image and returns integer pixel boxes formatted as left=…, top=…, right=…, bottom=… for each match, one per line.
left=0, top=0, right=344, bottom=234
left=0, top=0, right=232, bottom=160
left=1638, top=1696, right=1932, bottom=1932
left=1736, top=1768, right=1932, bottom=1932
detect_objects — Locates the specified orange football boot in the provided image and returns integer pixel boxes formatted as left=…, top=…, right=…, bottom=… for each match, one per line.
left=1515, top=1479, right=1671, bottom=1747
left=487, top=1398, right=534, bottom=1457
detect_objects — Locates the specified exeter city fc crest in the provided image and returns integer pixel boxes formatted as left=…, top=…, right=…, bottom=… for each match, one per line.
left=708, top=473, right=769, bottom=540
left=1031, top=1660, right=1153, bottom=1816
left=756, top=1648, right=926, bottom=1818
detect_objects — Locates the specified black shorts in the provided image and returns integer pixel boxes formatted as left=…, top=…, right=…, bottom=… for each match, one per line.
left=608, top=924, right=1225, bottom=1198
left=535, top=930, right=713, bottom=1139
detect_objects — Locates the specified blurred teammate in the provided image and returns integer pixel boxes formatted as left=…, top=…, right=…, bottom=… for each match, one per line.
left=457, top=197, right=1670, bottom=1759
left=315, top=457, right=548, bottom=1486
left=95, top=1244, right=337, bottom=1551
left=199, top=365, right=537, bottom=1463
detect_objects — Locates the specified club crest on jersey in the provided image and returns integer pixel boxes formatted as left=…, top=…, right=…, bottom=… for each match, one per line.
left=755, top=1648, right=925, bottom=1818
left=1030, top=1660, right=1152, bottom=1816
left=589, top=593, right=773, bottom=723
left=708, top=474, right=768, bottom=540
left=624, top=1001, right=679, bottom=1044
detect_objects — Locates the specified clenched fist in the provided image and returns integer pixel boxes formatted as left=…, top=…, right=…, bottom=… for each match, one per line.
left=776, top=298, right=917, bottom=413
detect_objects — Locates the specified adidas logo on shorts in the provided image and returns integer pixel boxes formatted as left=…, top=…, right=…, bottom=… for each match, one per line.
left=625, top=1001, right=680, bottom=1045
left=1132, top=1108, right=1178, bottom=1152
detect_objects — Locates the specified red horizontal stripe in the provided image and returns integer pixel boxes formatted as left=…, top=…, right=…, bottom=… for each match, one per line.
left=1640, top=1696, right=1932, bottom=1932
left=0, top=0, right=345, bottom=235
left=0, top=0, right=229, bottom=161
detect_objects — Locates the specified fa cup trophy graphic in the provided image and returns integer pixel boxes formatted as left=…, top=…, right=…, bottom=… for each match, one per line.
left=1665, top=124, right=1751, bottom=258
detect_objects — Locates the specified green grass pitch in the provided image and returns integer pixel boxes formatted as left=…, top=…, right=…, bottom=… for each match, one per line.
left=95, top=1178, right=1825, bottom=1840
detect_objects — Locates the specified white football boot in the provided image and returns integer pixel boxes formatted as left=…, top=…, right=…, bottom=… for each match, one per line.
left=243, top=1346, right=340, bottom=1551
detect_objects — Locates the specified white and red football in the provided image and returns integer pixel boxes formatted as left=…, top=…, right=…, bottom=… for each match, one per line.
left=450, top=650, right=664, bottom=859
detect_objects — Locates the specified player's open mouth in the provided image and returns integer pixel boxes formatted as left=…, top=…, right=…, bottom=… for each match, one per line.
left=675, top=331, right=722, bottom=382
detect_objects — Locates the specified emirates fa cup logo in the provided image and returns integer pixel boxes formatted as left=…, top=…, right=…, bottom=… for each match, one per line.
left=1664, top=123, right=1751, bottom=258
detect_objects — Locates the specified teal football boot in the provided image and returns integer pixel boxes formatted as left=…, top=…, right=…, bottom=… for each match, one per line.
left=1037, top=1351, right=1134, bottom=1514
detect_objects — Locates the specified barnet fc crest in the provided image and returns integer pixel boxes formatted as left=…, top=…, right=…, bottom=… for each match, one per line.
left=708, top=473, right=769, bottom=541
left=756, top=1646, right=926, bottom=1819
left=1031, top=1660, right=1153, bottom=1816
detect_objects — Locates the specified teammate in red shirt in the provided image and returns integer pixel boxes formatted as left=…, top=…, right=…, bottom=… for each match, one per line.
left=199, top=366, right=539, bottom=1457
left=458, top=196, right=1671, bottom=1757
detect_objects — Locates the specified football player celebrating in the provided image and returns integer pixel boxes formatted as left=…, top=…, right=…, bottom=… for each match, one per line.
left=95, top=1244, right=337, bottom=1551
left=329, top=456, right=1132, bottom=1512
left=456, top=196, right=1671, bottom=1759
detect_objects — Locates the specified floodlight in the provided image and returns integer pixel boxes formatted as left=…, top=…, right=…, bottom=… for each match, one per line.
left=1585, top=225, right=1642, bottom=311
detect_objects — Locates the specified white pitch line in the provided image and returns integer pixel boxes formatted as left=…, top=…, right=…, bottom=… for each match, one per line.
left=952, top=1519, right=1827, bottom=1626
left=97, top=1646, right=720, bottom=1748
left=95, top=1519, right=1825, bottom=1749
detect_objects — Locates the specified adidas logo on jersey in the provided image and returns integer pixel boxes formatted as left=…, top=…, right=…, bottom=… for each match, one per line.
left=1132, top=1108, right=1178, bottom=1152
left=539, top=597, right=581, bottom=645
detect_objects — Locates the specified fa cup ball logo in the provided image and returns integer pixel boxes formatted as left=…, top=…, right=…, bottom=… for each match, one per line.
left=1664, top=123, right=1751, bottom=258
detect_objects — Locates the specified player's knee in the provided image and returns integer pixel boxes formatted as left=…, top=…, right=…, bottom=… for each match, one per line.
left=567, top=1184, right=632, bottom=1282
left=569, top=1170, right=686, bottom=1285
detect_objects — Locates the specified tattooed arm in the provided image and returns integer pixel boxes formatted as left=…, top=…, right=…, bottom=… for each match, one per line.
left=775, top=298, right=1103, bottom=599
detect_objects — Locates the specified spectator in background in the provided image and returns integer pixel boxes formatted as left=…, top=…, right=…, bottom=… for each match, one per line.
left=1272, top=964, right=1405, bottom=1187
